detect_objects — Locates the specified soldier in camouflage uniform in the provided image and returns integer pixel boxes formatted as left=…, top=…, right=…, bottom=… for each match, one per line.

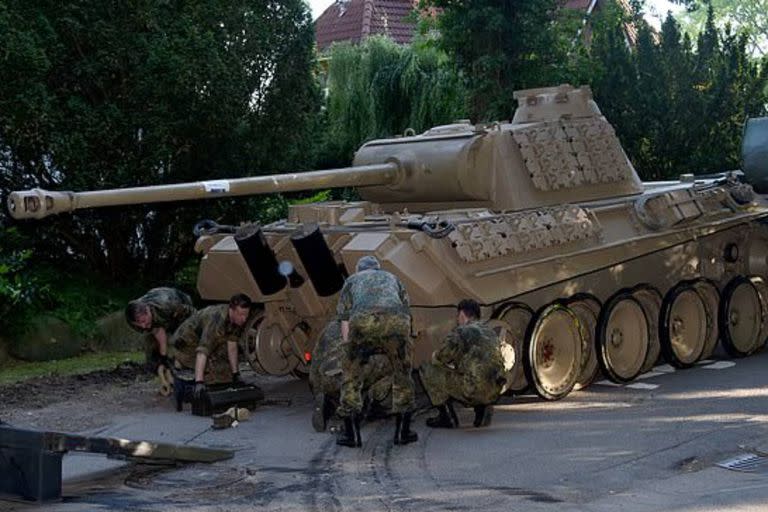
left=309, top=319, right=394, bottom=432
left=169, top=294, right=252, bottom=397
left=420, top=299, right=507, bottom=428
left=126, top=287, right=195, bottom=370
left=335, top=255, right=417, bottom=448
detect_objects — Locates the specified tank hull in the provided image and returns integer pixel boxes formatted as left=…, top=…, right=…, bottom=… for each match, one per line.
left=198, top=178, right=768, bottom=390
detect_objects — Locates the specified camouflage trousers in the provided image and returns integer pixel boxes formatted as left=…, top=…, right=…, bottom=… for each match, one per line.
left=337, top=312, right=414, bottom=417
left=312, top=353, right=392, bottom=399
left=171, top=326, right=232, bottom=385
left=420, top=363, right=504, bottom=407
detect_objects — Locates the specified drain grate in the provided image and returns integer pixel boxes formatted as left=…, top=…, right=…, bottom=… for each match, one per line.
left=717, top=453, right=768, bottom=473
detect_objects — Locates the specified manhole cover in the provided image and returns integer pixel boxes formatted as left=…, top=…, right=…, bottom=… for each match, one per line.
left=717, top=453, right=768, bottom=473
left=125, top=465, right=251, bottom=491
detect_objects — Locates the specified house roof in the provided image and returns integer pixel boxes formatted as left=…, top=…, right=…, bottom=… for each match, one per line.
left=315, top=0, right=417, bottom=51
left=314, top=0, right=639, bottom=51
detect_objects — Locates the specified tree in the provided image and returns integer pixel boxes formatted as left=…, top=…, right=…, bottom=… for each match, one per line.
left=0, top=227, right=34, bottom=333
left=319, top=36, right=467, bottom=166
left=0, top=0, right=320, bottom=281
left=676, top=0, right=768, bottom=56
left=418, top=0, right=583, bottom=122
left=588, top=3, right=768, bottom=179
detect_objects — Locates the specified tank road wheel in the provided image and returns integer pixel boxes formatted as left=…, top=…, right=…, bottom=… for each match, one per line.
left=492, top=303, right=533, bottom=395
left=243, top=313, right=300, bottom=375
left=597, top=291, right=649, bottom=383
left=691, top=279, right=721, bottom=360
left=487, top=318, right=517, bottom=395
left=565, top=294, right=601, bottom=390
left=720, top=276, right=764, bottom=357
left=523, top=303, right=583, bottom=401
left=749, top=276, right=768, bottom=352
left=631, top=285, right=663, bottom=374
left=660, top=282, right=708, bottom=368
left=243, top=313, right=268, bottom=374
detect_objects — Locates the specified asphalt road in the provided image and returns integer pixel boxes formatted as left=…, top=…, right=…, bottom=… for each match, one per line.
left=7, top=350, right=768, bottom=512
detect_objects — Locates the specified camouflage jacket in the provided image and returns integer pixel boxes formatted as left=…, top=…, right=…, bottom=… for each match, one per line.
left=336, top=269, right=410, bottom=321
left=187, top=304, right=246, bottom=356
left=128, top=287, right=194, bottom=334
left=434, top=320, right=505, bottom=380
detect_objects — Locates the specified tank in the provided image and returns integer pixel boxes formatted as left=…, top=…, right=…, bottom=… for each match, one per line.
left=9, top=84, right=768, bottom=401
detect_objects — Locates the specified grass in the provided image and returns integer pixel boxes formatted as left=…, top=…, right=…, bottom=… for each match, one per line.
left=0, top=351, right=144, bottom=385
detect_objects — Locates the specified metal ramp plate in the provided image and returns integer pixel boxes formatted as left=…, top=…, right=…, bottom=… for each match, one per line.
left=0, top=424, right=234, bottom=502
left=717, top=453, right=768, bottom=473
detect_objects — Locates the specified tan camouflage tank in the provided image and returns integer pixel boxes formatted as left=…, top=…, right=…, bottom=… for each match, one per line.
left=10, top=85, right=768, bottom=401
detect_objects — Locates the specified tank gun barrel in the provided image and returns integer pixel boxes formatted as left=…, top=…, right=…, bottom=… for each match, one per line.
left=7, top=163, right=400, bottom=219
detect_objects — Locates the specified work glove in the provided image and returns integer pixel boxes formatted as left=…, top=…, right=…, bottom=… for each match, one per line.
left=193, top=381, right=207, bottom=400
left=232, top=371, right=243, bottom=386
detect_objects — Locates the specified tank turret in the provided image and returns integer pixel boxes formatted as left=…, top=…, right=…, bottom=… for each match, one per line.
left=9, top=85, right=768, bottom=404
left=10, top=86, right=641, bottom=219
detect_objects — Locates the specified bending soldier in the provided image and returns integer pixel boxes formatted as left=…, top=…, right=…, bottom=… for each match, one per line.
left=310, top=319, right=394, bottom=432
left=335, top=255, right=417, bottom=447
left=170, top=294, right=253, bottom=399
left=420, top=299, right=507, bottom=428
left=126, top=287, right=195, bottom=370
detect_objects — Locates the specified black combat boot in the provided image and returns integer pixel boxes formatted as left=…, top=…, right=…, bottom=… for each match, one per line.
left=336, top=414, right=362, bottom=447
left=473, top=404, right=494, bottom=427
left=312, top=392, right=330, bottom=433
left=394, top=412, right=418, bottom=445
left=173, top=376, right=184, bottom=412
left=426, top=404, right=457, bottom=428
left=353, top=414, right=362, bottom=447
left=447, top=400, right=460, bottom=427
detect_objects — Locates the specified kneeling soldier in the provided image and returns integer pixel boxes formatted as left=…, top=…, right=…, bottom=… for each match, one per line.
left=126, top=287, right=195, bottom=371
left=170, top=294, right=252, bottom=399
left=310, top=319, right=395, bottom=432
left=420, top=299, right=506, bottom=428
left=336, top=255, right=417, bottom=447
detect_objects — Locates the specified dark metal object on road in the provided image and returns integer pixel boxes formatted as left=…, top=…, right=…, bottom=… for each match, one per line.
left=261, top=397, right=293, bottom=407
left=191, top=384, right=266, bottom=417
left=0, top=424, right=233, bottom=503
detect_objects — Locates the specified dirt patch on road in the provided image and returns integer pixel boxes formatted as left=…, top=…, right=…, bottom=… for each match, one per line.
left=0, top=362, right=164, bottom=431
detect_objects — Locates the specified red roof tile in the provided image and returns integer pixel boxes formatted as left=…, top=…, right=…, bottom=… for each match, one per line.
left=315, top=0, right=418, bottom=51
left=369, top=0, right=417, bottom=44
left=315, top=0, right=638, bottom=51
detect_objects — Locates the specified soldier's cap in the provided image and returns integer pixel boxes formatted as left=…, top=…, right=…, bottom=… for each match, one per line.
left=356, top=255, right=380, bottom=272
